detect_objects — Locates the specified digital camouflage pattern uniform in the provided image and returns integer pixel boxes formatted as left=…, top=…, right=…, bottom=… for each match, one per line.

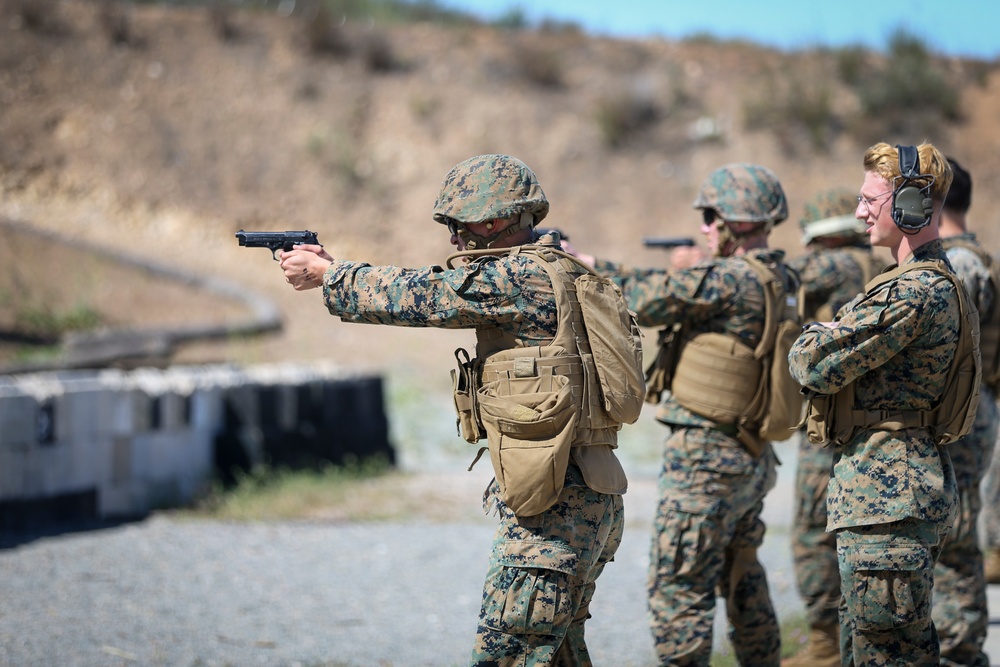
left=789, top=240, right=960, bottom=667
left=934, top=232, right=998, bottom=667
left=322, top=155, right=626, bottom=667
left=596, top=164, right=791, bottom=666
left=786, top=190, right=885, bottom=638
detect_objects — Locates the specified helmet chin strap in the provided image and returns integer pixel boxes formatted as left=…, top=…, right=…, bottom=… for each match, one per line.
left=712, top=220, right=772, bottom=257
left=458, top=211, right=535, bottom=250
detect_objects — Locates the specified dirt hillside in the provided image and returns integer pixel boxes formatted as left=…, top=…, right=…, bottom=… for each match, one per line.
left=2, top=1, right=1000, bottom=376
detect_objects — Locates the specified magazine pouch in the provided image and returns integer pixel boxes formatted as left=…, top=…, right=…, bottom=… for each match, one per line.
left=478, top=353, right=579, bottom=517
left=451, top=347, right=483, bottom=443
left=804, top=384, right=858, bottom=447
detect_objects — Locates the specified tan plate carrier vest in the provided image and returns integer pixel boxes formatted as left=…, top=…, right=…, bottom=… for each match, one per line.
left=804, top=260, right=982, bottom=447
left=646, top=255, right=804, bottom=455
left=448, top=244, right=641, bottom=517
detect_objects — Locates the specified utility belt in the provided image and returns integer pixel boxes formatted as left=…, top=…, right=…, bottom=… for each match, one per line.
left=805, top=384, right=936, bottom=447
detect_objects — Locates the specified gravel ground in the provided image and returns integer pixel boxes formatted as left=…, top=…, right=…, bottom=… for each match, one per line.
left=0, top=437, right=803, bottom=667
left=3, top=435, right=999, bottom=667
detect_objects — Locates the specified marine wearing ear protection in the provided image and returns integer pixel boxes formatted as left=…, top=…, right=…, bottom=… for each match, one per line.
left=892, top=144, right=935, bottom=233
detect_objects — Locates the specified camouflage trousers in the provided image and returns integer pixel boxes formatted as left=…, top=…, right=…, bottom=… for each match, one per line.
left=933, top=485, right=989, bottom=667
left=470, top=464, right=625, bottom=667
left=790, top=433, right=840, bottom=629
left=980, top=436, right=1000, bottom=547
left=931, top=395, right=996, bottom=667
left=837, top=518, right=949, bottom=667
left=974, top=392, right=1000, bottom=548
left=648, top=427, right=780, bottom=666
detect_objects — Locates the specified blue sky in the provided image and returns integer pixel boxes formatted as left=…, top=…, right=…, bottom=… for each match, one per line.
left=434, top=0, right=1000, bottom=60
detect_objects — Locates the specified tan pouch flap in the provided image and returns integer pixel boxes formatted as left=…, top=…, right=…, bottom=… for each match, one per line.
left=572, top=444, right=627, bottom=495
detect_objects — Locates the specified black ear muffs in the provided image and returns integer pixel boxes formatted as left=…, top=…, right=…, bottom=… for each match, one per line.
left=892, top=144, right=934, bottom=233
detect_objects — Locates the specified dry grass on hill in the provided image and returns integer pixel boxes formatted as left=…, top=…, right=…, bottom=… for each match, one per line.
left=1, top=1, right=999, bottom=373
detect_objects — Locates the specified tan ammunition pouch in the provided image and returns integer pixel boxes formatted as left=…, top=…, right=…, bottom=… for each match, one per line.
left=804, top=260, right=981, bottom=447
left=450, top=347, right=483, bottom=443
left=446, top=244, right=639, bottom=516
left=478, top=346, right=582, bottom=517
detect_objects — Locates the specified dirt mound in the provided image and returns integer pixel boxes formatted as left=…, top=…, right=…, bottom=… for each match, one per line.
left=2, top=1, right=999, bottom=374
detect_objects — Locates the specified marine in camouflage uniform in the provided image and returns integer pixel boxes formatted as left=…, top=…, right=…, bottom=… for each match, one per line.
left=934, top=157, right=998, bottom=667
left=277, top=154, right=629, bottom=667
left=782, top=190, right=886, bottom=667
left=594, top=164, right=793, bottom=666
left=789, top=142, right=959, bottom=666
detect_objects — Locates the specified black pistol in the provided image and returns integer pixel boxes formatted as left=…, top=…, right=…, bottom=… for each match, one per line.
left=642, top=237, right=695, bottom=249
left=235, top=229, right=321, bottom=260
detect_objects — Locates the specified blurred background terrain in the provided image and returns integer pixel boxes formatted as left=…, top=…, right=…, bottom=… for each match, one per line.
left=3, top=4, right=1000, bottom=664
left=1, top=0, right=999, bottom=376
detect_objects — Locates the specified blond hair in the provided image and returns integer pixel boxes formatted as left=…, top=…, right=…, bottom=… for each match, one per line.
left=862, top=142, right=953, bottom=201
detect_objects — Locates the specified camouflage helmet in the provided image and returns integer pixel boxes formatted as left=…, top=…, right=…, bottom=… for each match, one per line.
left=432, top=154, right=549, bottom=226
left=692, top=163, right=788, bottom=225
left=800, top=188, right=866, bottom=244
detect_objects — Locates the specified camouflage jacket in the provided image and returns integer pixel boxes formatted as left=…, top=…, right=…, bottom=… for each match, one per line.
left=322, top=243, right=559, bottom=340
left=943, top=232, right=995, bottom=323
left=942, top=231, right=999, bottom=485
left=596, top=247, right=792, bottom=428
left=788, top=245, right=880, bottom=322
left=789, top=239, right=959, bottom=530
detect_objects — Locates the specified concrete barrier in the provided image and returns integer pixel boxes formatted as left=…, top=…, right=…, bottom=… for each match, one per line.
left=0, top=363, right=395, bottom=528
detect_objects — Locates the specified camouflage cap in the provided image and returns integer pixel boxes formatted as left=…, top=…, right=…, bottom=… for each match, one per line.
left=800, top=188, right=866, bottom=243
left=432, top=154, right=549, bottom=226
left=692, top=163, right=788, bottom=225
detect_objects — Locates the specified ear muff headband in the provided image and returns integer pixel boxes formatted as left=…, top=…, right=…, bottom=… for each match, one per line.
left=891, top=144, right=935, bottom=234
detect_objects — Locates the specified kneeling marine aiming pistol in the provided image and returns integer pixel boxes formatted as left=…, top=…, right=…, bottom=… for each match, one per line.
left=235, top=229, right=321, bottom=260
left=643, top=237, right=695, bottom=249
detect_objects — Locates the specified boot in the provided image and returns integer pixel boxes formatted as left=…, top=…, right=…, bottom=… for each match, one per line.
left=781, top=622, right=840, bottom=667
left=985, top=547, right=1000, bottom=585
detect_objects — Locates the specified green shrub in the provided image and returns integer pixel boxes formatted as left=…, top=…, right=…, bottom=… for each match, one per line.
left=358, top=29, right=404, bottom=72
left=848, top=30, right=962, bottom=143
left=191, top=457, right=392, bottom=520
left=513, top=43, right=564, bottom=89
left=594, top=90, right=659, bottom=149
left=97, top=0, right=134, bottom=46
left=303, top=3, right=352, bottom=57
left=493, top=7, right=528, bottom=31
left=743, top=62, right=838, bottom=152
left=15, top=304, right=103, bottom=338
left=5, top=0, right=58, bottom=31
left=834, top=45, right=869, bottom=86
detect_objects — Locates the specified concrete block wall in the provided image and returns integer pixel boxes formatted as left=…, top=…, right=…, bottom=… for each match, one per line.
left=0, top=363, right=394, bottom=528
